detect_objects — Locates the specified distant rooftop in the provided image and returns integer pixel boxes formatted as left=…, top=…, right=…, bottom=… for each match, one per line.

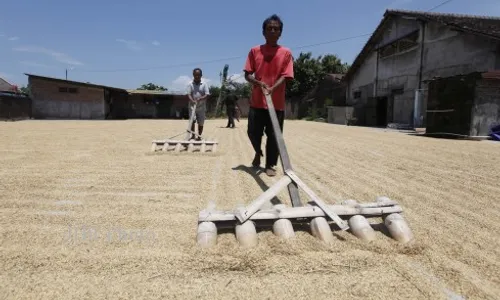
left=0, top=77, right=15, bottom=92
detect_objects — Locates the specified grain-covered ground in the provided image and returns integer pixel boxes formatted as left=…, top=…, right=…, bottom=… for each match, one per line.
left=0, top=118, right=499, bottom=300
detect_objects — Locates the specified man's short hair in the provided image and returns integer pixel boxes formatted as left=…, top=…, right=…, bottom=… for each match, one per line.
left=262, top=14, right=283, bottom=34
left=193, top=68, right=202, bottom=75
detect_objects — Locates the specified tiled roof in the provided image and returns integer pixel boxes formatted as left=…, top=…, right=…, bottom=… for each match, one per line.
left=343, top=9, right=500, bottom=82
left=387, top=9, right=500, bottom=38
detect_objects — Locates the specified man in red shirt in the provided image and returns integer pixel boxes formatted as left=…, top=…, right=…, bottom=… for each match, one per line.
left=244, top=14, right=294, bottom=177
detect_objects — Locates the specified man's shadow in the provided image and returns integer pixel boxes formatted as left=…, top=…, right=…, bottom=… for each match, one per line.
left=231, top=164, right=282, bottom=206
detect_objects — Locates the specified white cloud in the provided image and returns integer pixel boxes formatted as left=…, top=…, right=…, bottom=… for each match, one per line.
left=20, top=61, right=55, bottom=68
left=13, top=46, right=83, bottom=66
left=116, top=39, right=142, bottom=51
left=8, top=36, right=19, bottom=41
left=169, top=75, right=213, bottom=92
left=227, top=73, right=247, bottom=84
left=152, top=40, right=160, bottom=46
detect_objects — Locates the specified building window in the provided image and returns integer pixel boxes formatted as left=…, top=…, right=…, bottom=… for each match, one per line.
left=59, top=87, right=79, bottom=93
left=354, top=91, right=361, bottom=99
left=380, top=30, right=419, bottom=58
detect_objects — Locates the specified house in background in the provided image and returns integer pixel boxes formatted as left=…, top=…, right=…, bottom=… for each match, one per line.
left=25, top=73, right=197, bottom=120
left=342, top=9, right=500, bottom=132
left=27, top=73, right=129, bottom=120
left=0, top=77, right=31, bottom=120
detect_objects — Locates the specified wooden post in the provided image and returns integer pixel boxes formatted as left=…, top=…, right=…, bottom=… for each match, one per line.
left=186, top=102, right=197, bottom=141
left=262, top=91, right=302, bottom=207
left=235, top=175, right=292, bottom=223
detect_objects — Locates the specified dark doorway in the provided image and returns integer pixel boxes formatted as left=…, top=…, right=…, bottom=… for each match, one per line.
left=376, top=97, right=388, bottom=126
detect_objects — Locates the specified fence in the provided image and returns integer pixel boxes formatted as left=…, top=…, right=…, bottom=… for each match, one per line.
left=0, top=93, right=32, bottom=120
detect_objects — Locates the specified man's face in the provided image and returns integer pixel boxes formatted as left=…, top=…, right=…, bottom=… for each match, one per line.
left=193, top=70, right=202, bottom=82
left=264, top=20, right=281, bottom=43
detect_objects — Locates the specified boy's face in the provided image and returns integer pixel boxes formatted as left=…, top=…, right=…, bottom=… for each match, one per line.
left=264, top=20, right=281, bottom=44
left=193, top=70, right=202, bottom=82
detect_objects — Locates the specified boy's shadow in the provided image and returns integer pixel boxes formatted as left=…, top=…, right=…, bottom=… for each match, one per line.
left=231, top=164, right=282, bottom=206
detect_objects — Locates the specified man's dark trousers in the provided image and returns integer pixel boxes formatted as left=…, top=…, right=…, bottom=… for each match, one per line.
left=226, top=106, right=235, bottom=128
left=247, top=107, right=285, bottom=168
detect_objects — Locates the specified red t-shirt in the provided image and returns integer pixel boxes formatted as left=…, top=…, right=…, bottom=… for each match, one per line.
left=243, top=44, right=294, bottom=111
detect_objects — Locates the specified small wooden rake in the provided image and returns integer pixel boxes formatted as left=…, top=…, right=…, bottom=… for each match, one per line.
left=151, top=102, right=218, bottom=153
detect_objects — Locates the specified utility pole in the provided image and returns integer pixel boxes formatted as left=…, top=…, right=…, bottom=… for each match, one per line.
left=66, top=69, right=68, bottom=80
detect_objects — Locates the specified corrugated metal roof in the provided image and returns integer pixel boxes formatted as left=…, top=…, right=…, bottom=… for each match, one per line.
left=24, top=73, right=127, bottom=91
left=127, top=89, right=187, bottom=95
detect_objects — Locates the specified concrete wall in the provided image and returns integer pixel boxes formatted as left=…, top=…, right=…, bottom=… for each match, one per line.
left=327, top=106, right=353, bottom=125
left=30, top=77, right=105, bottom=119
left=471, top=78, right=500, bottom=136
left=128, top=94, right=156, bottom=118
left=348, top=52, right=377, bottom=103
left=347, top=15, right=499, bottom=127
left=422, top=23, right=498, bottom=79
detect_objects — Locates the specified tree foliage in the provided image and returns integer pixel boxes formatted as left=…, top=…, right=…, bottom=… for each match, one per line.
left=137, top=83, right=167, bottom=91
left=286, top=52, right=349, bottom=100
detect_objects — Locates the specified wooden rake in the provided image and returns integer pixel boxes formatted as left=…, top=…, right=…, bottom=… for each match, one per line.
left=196, top=88, right=413, bottom=248
left=151, top=101, right=218, bottom=153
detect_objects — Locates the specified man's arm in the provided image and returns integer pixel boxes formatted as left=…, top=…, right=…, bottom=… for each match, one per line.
left=267, top=51, right=294, bottom=94
left=186, top=84, right=195, bottom=103
left=197, top=83, right=210, bottom=101
left=243, top=49, right=268, bottom=89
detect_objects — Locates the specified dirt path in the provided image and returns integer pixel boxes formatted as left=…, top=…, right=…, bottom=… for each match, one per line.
left=0, top=119, right=499, bottom=299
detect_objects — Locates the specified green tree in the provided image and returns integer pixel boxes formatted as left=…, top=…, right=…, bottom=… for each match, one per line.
left=137, top=83, right=167, bottom=91
left=285, top=52, right=350, bottom=119
left=19, top=85, right=31, bottom=96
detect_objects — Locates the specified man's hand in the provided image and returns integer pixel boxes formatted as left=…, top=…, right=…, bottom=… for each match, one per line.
left=258, top=81, right=271, bottom=94
left=264, top=76, right=287, bottom=95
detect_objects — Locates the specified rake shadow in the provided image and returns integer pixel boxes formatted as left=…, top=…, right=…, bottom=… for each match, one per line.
left=371, top=222, right=393, bottom=239
left=231, top=164, right=282, bottom=206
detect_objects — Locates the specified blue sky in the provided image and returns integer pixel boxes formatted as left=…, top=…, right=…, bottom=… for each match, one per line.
left=1, top=0, right=499, bottom=92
